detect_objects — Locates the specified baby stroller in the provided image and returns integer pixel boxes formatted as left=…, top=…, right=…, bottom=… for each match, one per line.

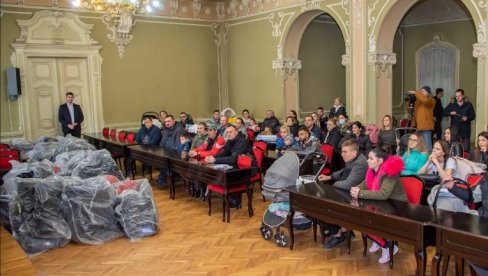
left=141, top=111, right=162, bottom=128
left=260, top=151, right=327, bottom=247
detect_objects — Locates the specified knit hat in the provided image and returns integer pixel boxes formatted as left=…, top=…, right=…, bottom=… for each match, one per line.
left=207, top=123, right=217, bottom=130
left=421, top=86, right=432, bottom=94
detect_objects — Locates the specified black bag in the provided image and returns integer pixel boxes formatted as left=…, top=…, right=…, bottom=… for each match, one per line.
left=417, top=174, right=441, bottom=190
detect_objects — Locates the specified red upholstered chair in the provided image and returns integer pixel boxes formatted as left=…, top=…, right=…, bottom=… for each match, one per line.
left=109, top=128, right=116, bottom=138
left=207, top=155, right=254, bottom=223
left=0, top=144, right=10, bottom=151
left=401, top=175, right=424, bottom=204
left=320, top=143, right=333, bottom=175
left=118, top=130, right=127, bottom=142
left=251, top=147, right=265, bottom=201
left=0, top=149, right=20, bottom=178
left=400, top=119, right=409, bottom=128
left=253, top=141, right=267, bottom=156
left=102, top=127, right=109, bottom=137
left=247, top=129, right=255, bottom=142
left=126, top=132, right=136, bottom=144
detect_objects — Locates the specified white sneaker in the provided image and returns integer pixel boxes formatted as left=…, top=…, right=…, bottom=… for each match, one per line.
left=378, top=245, right=399, bottom=264
left=368, top=242, right=381, bottom=253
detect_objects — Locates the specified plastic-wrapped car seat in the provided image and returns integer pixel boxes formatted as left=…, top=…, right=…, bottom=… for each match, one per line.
left=114, top=179, right=160, bottom=240
left=62, top=176, right=123, bottom=245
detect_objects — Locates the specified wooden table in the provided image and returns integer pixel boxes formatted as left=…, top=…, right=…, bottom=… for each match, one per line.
left=127, top=145, right=253, bottom=201
left=431, top=212, right=488, bottom=276
left=287, top=182, right=451, bottom=276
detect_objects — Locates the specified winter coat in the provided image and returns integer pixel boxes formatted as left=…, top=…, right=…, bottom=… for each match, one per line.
left=289, top=135, right=321, bottom=155
left=193, top=136, right=226, bottom=158
left=324, top=127, right=342, bottom=150
left=328, top=106, right=346, bottom=118
left=159, top=123, right=185, bottom=151
left=135, top=125, right=161, bottom=145
left=260, top=116, right=281, bottom=134
left=331, top=154, right=368, bottom=190
left=412, top=91, right=436, bottom=131
left=214, top=133, right=255, bottom=165
left=357, top=155, right=407, bottom=201
left=444, top=101, right=476, bottom=139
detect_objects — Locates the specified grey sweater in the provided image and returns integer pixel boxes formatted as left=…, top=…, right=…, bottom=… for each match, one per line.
left=331, top=154, right=368, bottom=190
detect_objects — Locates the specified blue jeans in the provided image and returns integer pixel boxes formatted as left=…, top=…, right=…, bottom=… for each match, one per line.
left=419, top=130, right=433, bottom=154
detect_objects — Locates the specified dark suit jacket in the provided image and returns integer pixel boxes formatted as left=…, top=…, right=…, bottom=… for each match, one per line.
left=58, top=103, right=84, bottom=135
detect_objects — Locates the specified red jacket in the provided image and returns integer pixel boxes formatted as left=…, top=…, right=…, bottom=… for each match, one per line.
left=194, top=136, right=226, bottom=158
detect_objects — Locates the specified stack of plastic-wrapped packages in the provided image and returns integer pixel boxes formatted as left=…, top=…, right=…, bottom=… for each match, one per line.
left=0, top=136, right=160, bottom=256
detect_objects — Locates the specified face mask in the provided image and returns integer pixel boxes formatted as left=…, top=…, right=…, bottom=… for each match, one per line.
left=339, top=119, right=346, bottom=125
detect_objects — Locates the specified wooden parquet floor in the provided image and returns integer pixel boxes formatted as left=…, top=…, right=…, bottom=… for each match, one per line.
left=4, top=174, right=466, bottom=276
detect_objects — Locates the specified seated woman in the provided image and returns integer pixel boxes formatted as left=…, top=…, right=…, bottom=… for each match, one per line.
left=241, top=109, right=252, bottom=128
left=471, top=131, right=488, bottom=167
left=324, top=118, right=342, bottom=150
left=339, top=121, right=372, bottom=156
left=350, top=149, right=407, bottom=264
left=401, top=133, right=428, bottom=175
left=377, top=115, right=397, bottom=153
left=285, top=116, right=299, bottom=138
left=444, top=127, right=464, bottom=157
left=276, top=126, right=296, bottom=157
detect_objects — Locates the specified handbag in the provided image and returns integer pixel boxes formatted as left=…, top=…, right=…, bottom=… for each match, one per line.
left=417, top=174, right=441, bottom=189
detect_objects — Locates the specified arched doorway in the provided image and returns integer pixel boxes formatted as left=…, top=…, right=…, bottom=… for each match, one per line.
left=280, top=9, right=348, bottom=119
left=298, top=14, right=346, bottom=117
left=373, top=0, right=486, bottom=136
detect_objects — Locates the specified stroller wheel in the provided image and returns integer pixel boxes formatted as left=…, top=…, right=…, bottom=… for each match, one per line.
left=260, top=225, right=273, bottom=240
left=274, top=231, right=289, bottom=247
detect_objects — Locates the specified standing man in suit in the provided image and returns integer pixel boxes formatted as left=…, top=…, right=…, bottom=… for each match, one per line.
left=58, top=92, right=84, bottom=137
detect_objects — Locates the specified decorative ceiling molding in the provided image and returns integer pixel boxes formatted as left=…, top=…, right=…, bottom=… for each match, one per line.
left=101, top=13, right=134, bottom=58
left=268, top=11, right=284, bottom=37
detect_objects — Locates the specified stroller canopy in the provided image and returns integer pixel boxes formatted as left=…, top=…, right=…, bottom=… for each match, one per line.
left=263, top=152, right=300, bottom=193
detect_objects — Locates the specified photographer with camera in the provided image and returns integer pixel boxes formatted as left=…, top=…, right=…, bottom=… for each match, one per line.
left=407, top=86, right=436, bottom=153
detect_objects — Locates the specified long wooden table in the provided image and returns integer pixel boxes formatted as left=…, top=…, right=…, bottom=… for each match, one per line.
left=431, top=212, right=488, bottom=276
left=126, top=144, right=253, bottom=201
left=287, top=182, right=453, bottom=276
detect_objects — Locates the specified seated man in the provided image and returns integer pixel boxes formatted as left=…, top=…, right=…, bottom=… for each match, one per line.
left=191, top=122, right=208, bottom=149
left=288, top=126, right=321, bottom=155
left=204, top=125, right=256, bottom=207
left=304, top=115, right=324, bottom=143
left=189, top=123, right=226, bottom=198
left=180, top=112, right=194, bottom=126
left=217, top=115, right=230, bottom=137
left=157, top=115, right=185, bottom=188
left=317, top=140, right=368, bottom=248
left=259, top=110, right=281, bottom=134
left=136, top=116, right=162, bottom=145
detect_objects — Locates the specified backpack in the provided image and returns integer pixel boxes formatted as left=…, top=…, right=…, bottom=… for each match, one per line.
left=452, top=156, right=487, bottom=180
left=365, top=124, right=380, bottom=146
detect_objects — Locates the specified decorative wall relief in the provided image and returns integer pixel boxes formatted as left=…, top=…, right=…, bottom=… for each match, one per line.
left=102, top=13, right=134, bottom=59
left=242, top=0, right=250, bottom=15
left=368, top=51, right=396, bottom=78
left=229, top=0, right=237, bottom=18
left=216, top=2, right=226, bottom=20
left=171, top=0, right=179, bottom=17
left=268, top=12, right=284, bottom=37
left=193, top=0, right=202, bottom=19
left=301, top=0, right=320, bottom=12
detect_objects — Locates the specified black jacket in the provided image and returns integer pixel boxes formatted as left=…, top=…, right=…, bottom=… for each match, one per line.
left=328, top=106, right=346, bottom=118
left=159, top=123, right=185, bottom=151
left=215, top=133, right=254, bottom=165
left=260, top=116, right=281, bottom=134
left=444, top=101, right=476, bottom=139
left=433, top=96, right=444, bottom=118
left=324, top=127, right=342, bottom=149
left=58, top=103, right=84, bottom=135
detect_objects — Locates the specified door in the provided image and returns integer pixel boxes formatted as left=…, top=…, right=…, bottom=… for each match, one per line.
left=26, top=58, right=90, bottom=139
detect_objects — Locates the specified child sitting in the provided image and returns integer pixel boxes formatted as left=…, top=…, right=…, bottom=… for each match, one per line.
left=276, top=126, right=296, bottom=157
left=177, top=133, right=192, bottom=157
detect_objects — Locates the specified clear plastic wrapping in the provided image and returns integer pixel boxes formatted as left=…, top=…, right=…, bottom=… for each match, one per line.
left=61, top=175, right=123, bottom=245
left=114, top=179, right=160, bottom=240
left=54, top=150, right=92, bottom=176
left=10, top=138, right=35, bottom=160
left=8, top=176, right=71, bottom=256
left=2, top=160, right=54, bottom=196
left=70, top=149, right=124, bottom=180
left=26, top=142, right=60, bottom=161
left=56, top=137, right=96, bottom=154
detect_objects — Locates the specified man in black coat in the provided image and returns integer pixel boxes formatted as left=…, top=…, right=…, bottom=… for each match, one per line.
left=433, top=88, right=444, bottom=139
left=444, top=89, right=476, bottom=151
left=58, top=92, right=84, bottom=137
left=205, top=125, right=255, bottom=166
left=259, top=110, right=281, bottom=134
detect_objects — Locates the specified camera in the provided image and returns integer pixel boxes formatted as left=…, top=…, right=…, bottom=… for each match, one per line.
left=404, top=94, right=416, bottom=105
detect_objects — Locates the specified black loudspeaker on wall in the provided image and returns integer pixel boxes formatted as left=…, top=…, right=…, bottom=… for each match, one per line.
left=6, top=67, right=21, bottom=100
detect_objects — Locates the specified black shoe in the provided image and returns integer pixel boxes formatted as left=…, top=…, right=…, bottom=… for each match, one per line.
left=324, top=235, right=345, bottom=249
left=323, top=229, right=332, bottom=238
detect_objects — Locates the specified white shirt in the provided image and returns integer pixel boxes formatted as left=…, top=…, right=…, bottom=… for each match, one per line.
left=67, top=103, right=75, bottom=124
